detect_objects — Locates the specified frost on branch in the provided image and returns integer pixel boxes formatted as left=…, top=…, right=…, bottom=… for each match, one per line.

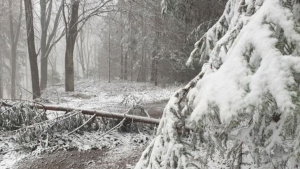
left=136, top=0, right=300, bottom=168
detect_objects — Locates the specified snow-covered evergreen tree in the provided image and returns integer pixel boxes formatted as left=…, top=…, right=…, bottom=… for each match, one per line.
left=135, top=0, right=300, bottom=168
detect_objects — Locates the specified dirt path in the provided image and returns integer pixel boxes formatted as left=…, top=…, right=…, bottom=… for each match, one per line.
left=15, top=147, right=145, bottom=169
left=13, top=101, right=167, bottom=169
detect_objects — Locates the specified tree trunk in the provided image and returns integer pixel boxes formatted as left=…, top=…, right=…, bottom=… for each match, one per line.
left=98, top=44, right=101, bottom=80
left=9, top=0, right=16, bottom=99
left=0, top=75, right=2, bottom=99
left=154, top=59, right=158, bottom=86
left=31, top=104, right=160, bottom=125
left=76, top=32, right=86, bottom=78
left=131, top=56, right=134, bottom=81
left=137, top=56, right=146, bottom=82
left=40, top=0, right=48, bottom=91
left=128, top=2, right=134, bottom=81
left=0, top=53, right=3, bottom=99
left=65, top=0, right=79, bottom=91
left=40, top=0, right=63, bottom=91
left=9, top=0, right=22, bottom=99
left=119, top=12, right=124, bottom=80
left=25, top=52, right=29, bottom=98
left=10, top=48, right=17, bottom=99
left=151, top=9, right=160, bottom=86
left=137, top=1, right=147, bottom=82
left=151, top=58, right=158, bottom=86
left=120, top=33, right=124, bottom=79
left=86, top=31, right=91, bottom=79
left=124, top=52, right=128, bottom=80
left=40, top=51, right=48, bottom=91
left=150, top=57, right=155, bottom=82
left=120, top=43, right=124, bottom=79
left=24, top=0, right=41, bottom=99
left=150, top=56, right=158, bottom=85
left=108, top=19, right=111, bottom=83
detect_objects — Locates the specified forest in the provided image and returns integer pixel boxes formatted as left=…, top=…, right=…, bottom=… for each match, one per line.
left=0, top=0, right=224, bottom=99
left=2, top=0, right=300, bottom=169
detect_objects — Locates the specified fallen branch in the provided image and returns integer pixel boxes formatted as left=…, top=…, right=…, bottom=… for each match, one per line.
left=68, top=114, right=97, bottom=135
left=98, top=118, right=126, bottom=139
left=31, top=104, right=161, bottom=125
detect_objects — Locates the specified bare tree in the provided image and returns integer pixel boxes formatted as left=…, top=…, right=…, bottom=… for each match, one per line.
left=63, top=0, right=113, bottom=91
left=24, top=0, right=40, bottom=99
left=75, top=29, right=94, bottom=79
left=76, top=31, right=86, bottom=78
left=108, top=15, right=111, bottom=83
left=8, top=0, right=23, bottom=99
left=0, top=0, right=5, bottom=99
left=63, top=0, right=79, bottom=91
left=150, top=7, right=160, bottom=86
left=119, top=12, right=124, bottom=80
left=39, top=0, right=64, bottom=91
left=136, top=0, right=147, bottom=82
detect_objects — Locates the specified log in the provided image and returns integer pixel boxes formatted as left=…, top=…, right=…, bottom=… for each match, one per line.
left=32, top=104, right=161, bottom=125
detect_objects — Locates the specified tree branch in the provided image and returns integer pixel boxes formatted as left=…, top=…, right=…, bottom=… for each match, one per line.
left=32, top=104, right=161, bottom=125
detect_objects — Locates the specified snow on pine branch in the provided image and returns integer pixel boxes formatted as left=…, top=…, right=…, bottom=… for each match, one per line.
left=136, top=0, right=300, bottom=168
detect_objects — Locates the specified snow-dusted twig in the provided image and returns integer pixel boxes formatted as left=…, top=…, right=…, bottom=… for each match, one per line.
left=98, top=117, right=126, bottom=139
left=5, top=111, right=80, bottom=134
left=68, top=114, right=96, bottom=135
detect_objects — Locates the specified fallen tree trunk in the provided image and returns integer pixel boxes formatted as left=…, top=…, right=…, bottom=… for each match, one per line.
left=32, top=104, right=161, bottom=125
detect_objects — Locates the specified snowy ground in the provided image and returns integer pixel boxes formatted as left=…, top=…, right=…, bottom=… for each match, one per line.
left=42, top=80, right=179, bottom=111
left=0, top=80, right=181, bottom=169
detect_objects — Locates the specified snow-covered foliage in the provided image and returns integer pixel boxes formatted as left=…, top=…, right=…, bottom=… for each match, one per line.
left=0, top=129, right=151, bottom=169
left=0, top=102, right=47, bottom=131
left=1, top=81, right=177, bottom=168
left=136, top=0, right=300, bottom=168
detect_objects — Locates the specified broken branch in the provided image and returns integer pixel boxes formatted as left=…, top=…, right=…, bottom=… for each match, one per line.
left=31, top=104, right=161, bottom=125
left=68, top=114, right=96, bottom=135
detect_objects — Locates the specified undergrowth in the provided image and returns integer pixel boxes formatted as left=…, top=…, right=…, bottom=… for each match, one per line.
left=0, top=101, right=154, bottom=151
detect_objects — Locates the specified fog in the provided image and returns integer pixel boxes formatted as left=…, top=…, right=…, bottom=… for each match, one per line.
left=0, top=0, right=225, bottom=100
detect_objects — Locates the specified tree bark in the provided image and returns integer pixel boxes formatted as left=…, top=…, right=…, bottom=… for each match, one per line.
left=76, top=32, right=86, bottom=78
left=98, top=44, right=101, bottom=80
left=39, top=0, right=48, bottom=91
left=130, top=56, right=134, bottom=81
left=120, top=42, right=124, bottom=79
left=9, top=0, right=16, bottom=99
left=86, top=31, right=92, bottom=79
left=124, top=52, right=128, bottom=80
left=137, top=1, right=147, bottom=82
left=108, top=18, right=111, bottom=83
left=65, top=0, right=79, bottom=91
left=154, top=59, right=158, bottom=86
left=119, top=12, right=124, bottom=79
left=151, top=58, right=158, bottom=86
left=30, top=104, right=160, bottom=125
left=151, top=9, right=160, bottom=86
left=24, top=0, right=41, bottom=99
left=128, top=2, right=134, bottom=81
left=0, top=53, right=3, bottom=99
left=120, top=12, right=124, bottom=79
